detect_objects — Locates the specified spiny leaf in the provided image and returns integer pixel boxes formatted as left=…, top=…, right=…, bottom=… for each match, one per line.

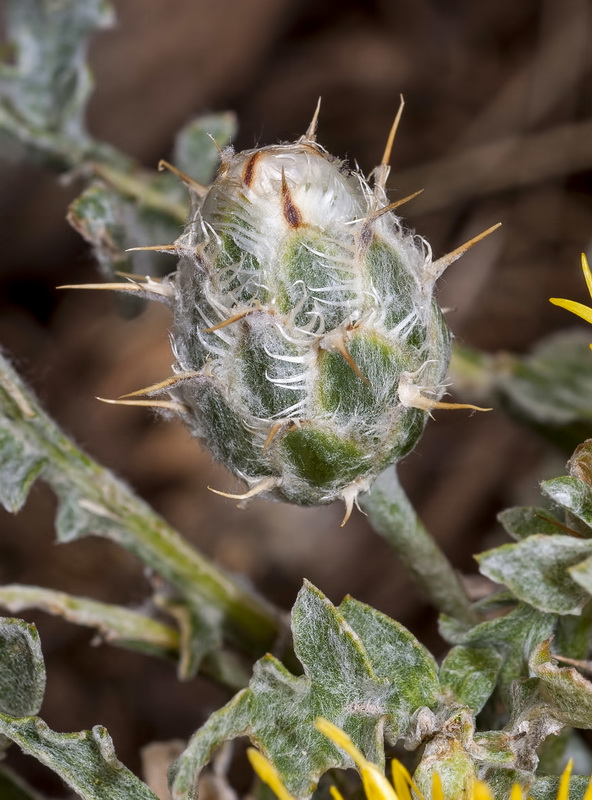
left=0, top=717, right=158, bottom=800
left=439, top=645, right=502, bottom=715
left=476, top=534, right=592, bottom=615
left=0, top=618, right=45, bottom=718
left=171, top=581, right=443, bottom=800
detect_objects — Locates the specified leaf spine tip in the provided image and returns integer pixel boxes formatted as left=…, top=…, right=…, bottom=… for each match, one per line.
left=158, top=159, right=209, bottom=196
left=430, top=222, right=502, bottom=280
left=207, top=476, right=281, bottom=502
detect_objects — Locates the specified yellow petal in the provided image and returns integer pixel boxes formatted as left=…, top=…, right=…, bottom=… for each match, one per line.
left=315, top=719, right=398, bottom=800
left=582, top=253, right=592, bottom=300
left=508, top=782, right=522, bottom=800
left=556, top=759, right=573, bottom=800
left=582, top=773, right=592, bottom=800
left=330, top=786, right=347, bottom=800
left=431, top=772, right=444, bottom=800
left=471, top=779, right=494, bottom=800
left=246, top=747, right=296, bottom=800
left=391, top=760, right=421, bottom=800
left=549, top=298, right=592, bottom=325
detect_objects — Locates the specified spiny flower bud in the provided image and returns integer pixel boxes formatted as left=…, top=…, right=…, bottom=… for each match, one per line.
left=73, top=103, right=496, bottom=523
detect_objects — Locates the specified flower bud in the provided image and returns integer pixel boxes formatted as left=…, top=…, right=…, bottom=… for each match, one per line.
left=106, top=108, right=496, bottom=522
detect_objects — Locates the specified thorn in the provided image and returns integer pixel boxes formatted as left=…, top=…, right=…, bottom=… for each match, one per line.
left=202, top=309, right=258, bottom=333
left=126, top=243, right=178, bottom=253
left=340, top=479, right=370, bottom=527
left=96, top=397, right=189, bottom=413
left=381, top=95, right=405, bottom=169
left=320, top=330, right=369, bottom=385
left=118, top=371, right=202, bottom=398
left=370, top=190, right=424, bottom=221
left=158, top=159, right=209, bottom=196
left=302, top=97, right=322, bottom=142
left=207, top=476, right=280, bottom=501
left=374, top=94, right=405, bottom=191
left=57, top=281, right=174, bottom=300
left=262, top=422, right=284, bottom=452
left=207, top=133, right=224, bottom=158
left=430, top=223, right=502, bottom=279
left=425, top=400, right=492, bottom=412
left=337, top=341, right=369, bottom=385
left=114, top=271, right=162, bottom=282
left=397, top=378, right=491, bottom=413
left=341, top=494, right=355, bottom=528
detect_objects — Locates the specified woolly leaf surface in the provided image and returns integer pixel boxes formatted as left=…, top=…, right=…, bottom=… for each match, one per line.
left=531, top=776, right=592, bottom=800
left=530, top=639, right=592, bottom=729
left=0, top=0, right=115, bottom=165
left=0, top=618, right=45, bottom=718
left=438, top=645, right=502, bottom=715
left=171, top=582, right=441, bottom=799
left=497, top=506, right=564, bottom=541
left=173, top=112, right=238, bottom=185
left=477, top=535, right=592, bottom=614
left=0, top=717, right=158, bottom=800
left=543, top=476, right=592, bottom=530
left=338, top=595, right=440, bottom=737
left=68, top=180, right=181, bottom=291
left=439, top=603, right=557, bottom=706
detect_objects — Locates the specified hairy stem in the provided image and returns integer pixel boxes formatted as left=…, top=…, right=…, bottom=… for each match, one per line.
left=359, top=467, right=477, bottom=624
left=0, top=352, right=284, bottom=661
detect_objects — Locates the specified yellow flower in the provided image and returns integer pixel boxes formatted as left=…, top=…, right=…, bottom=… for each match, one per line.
left=550, top=254, right=592, bottom=348
left=246, top=718, right=592, bottom=800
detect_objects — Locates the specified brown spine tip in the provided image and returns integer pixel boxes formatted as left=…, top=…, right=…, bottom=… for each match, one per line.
left=243, top=151, right=262, bottom=188
left=280, top=168, right=303, bottom=229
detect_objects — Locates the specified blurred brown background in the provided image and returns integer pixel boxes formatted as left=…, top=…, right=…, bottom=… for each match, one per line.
left=1, top=0, right=592, bottom=794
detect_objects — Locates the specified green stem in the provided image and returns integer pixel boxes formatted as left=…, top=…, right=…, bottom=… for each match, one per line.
left=92, top=162, right=188, bottom=224
left=359, top=468, right=477, bottom=624
left=0, top=353, right=284, bottom=660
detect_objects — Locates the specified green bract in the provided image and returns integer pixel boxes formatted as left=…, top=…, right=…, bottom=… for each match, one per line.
left=107, top=120, right=493, bottom=520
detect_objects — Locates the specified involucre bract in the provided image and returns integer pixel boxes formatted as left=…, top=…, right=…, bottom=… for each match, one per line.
left=85, top=110, right=496, bottom=522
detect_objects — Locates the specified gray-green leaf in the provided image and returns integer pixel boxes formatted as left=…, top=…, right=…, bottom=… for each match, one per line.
left=0, top=717, right=158, bottom=800
left=439, top=603, right=557, bottom=706
left=542, top=476, right=592, bottom=530
left=497, top=507, right=564, bottom=541
left=170, top=581, right=442, bottom=800
left=0, top=618, right=45, bottom=718
left=477, top=535, right=592, bottom=614
left=0, top=0, right=115, bottom=166
left=530, top=639, right=592, bottom=729
left=173, top=112, right=238, bottom=185
left=439, top=645, right=502, bottom=715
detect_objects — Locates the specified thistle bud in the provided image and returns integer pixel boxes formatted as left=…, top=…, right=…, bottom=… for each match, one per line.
left=93, top=106, right=496, bottom=522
